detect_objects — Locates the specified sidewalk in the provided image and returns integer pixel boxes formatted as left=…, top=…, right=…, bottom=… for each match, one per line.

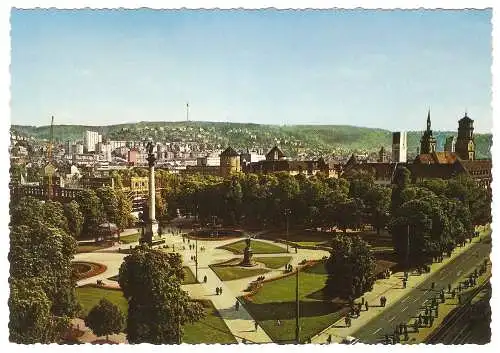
left=311, top=233, right=485, bottom=344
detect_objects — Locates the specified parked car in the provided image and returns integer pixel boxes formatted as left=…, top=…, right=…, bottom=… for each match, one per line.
left=341, top=336, right=360, bottom=344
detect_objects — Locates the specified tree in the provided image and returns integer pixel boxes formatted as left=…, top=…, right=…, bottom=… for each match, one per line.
left=324, top=234, right=376, bottom=299
left=9, top=196, right=79, bottom=343
left=85, top=298, right=125, bottom=341
left=118, top=245, right=204, bottom=343
left=64, top=200, right=84, bottom=238
left=76, top=189, right=103, bottom=239
left=9, top=278, right=67, bottom=344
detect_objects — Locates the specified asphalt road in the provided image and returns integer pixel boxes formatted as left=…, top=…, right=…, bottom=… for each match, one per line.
left=353, top=239, right=491, bottom=343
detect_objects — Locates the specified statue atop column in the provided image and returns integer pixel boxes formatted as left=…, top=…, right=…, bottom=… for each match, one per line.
left=240, top=236, right=256, bottom=267
left=142, top=140, right=158, bottom=245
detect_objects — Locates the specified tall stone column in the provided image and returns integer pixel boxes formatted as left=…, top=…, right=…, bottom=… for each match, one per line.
left=143, top=141, right=158, bottom=245
left=149, top=164, right=156, bottom=222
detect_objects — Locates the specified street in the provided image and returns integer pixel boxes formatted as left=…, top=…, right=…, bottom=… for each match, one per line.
left=353, top=239, right=491, bottom=343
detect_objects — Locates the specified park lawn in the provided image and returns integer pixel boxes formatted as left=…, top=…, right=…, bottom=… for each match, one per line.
left=240, top=262, right=348, bottom=343
left=107, top=267, right=197, bottom=285
left=183, top=266, right=197, bottom=284
left=76, top=287, right=128, bottom=318
left=210, top=265, right=270, bottom=281
left=183, top=300, right=237, bottom=344
left=76, top=244, right=107, bottom=253
left=76, top=289, right=236, bottom=344
left=294, top=241, right=328, bottom=247
left=254, top=256, right=292, bottom=269
left=119, top=233, right=140, bottom=244
left=219, top=240, right=286, bottom=255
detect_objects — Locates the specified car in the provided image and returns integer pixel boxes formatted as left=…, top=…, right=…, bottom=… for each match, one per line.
left=341, top=336, right=360, bottom=344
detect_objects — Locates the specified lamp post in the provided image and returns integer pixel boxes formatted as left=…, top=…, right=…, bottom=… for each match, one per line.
left=284, top=208, right=291, bottom=253
left=195, top=229, right=199, bottom=282
left=295, top=266, right=300, bottom=344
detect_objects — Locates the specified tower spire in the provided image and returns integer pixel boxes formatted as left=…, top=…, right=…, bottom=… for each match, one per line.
left=427, top=108, right=431, bottom=131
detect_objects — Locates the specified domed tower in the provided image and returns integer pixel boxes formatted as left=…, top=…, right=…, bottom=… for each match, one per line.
left=220, top=146, right=241, bottom=177
left=455, top=112, right=475, bottom=160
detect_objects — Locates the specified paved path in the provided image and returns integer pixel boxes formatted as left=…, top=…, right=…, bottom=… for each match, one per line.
left=353, top=238, right=491, bottom=343
left=311, top=233, right=489, bottom=344
left=74, top=231, right=326, bottom=343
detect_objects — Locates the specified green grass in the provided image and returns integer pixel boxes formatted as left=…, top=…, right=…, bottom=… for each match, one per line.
left=76, top=288, right=237, bottom=344
left=107, top=267, right=197, bottom=285
left=254, top=256, right=292, bottom=269
left=119, top=233, right=140, bottom=244
left=76, top=244, right=107, bottom=253
left=183, top=266, right=197, bottom=285
left=183, top=300, right=237, bottom=344
left=219, top=240, right=286, bottom=255
left=240, top=262, right=348, bottom=343
left=76, top=287, right=128, bottom=318
left=210, top=265, right=270, bottom=281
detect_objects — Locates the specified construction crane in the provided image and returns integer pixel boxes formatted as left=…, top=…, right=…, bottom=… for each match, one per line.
left=46, top=115, right=54, bottom=200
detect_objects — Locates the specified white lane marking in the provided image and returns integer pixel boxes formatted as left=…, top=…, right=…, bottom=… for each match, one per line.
left=372, top=328, right=382, bottom=335
left=413, top=298, right=419, bottom=303
left=388, top=316, right=396, bottom=322
left=402, top=306, right=408, bottom=312
left=401, top=297, right=409, bottom=303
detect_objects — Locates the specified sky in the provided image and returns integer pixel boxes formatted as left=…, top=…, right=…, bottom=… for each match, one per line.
left=10, top=9, right=492, bottom=132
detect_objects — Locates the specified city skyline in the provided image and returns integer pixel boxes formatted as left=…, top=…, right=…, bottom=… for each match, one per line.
left=11, top=9, right=492, bottom=132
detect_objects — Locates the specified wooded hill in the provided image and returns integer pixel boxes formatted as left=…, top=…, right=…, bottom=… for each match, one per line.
left=11, top=121, right=492, bottom=159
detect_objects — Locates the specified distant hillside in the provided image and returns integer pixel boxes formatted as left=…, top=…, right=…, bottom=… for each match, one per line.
left=10, top=121, right=492, bottom=159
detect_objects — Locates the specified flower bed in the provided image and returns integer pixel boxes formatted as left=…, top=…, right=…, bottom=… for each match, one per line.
left=72, top=261, right=107, bottom=280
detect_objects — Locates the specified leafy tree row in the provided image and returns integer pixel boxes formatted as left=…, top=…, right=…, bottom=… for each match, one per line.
left=389, top=167, right=490, bottom=267
left=152, top=170, right=391, bottom=233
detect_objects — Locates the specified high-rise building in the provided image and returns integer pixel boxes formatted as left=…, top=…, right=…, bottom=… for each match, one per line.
left=65, top=140, right=72, bottom=155
left=392, top=131, right=407, bottom=163
left=84, top=131, right=99, bottom=152
left=444, top=136, right=456, bottom=153
left=75, top=143, right=84, bottom=155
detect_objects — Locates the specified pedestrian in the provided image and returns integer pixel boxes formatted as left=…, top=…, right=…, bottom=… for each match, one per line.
left=219, top=287, right=223, bottom=295
left=216, top=287, right=219, bottom=295
left=276, top=319, right=281, bottom=326
left=236, top=300, right=239, bottom=311
left=254, top=321, right=258, bottom=331
left=365, top=301, right=369, bottom=311
left=327, top=334, right=332, bottom=344
left=403, top=279, right=407, bottom=289
left=204, top=275, right=207, bottom=283
left=295, top=247, right=298, bottom=253
left=361, top=297, right=365, bottom=305
left=431, top=282, right=435, bottom=290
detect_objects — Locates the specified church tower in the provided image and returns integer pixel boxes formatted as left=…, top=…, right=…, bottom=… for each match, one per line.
left=420, top=109, right=437, bottom=154
left=455, top=112, right=475, bottom=160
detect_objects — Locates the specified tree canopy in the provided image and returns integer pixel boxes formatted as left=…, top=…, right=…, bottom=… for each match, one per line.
left=118, top=245, right=204, bottom=344
left=324, top=234, right=376, bottom=299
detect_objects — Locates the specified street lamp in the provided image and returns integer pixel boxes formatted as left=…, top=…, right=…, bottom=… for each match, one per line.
left=195, top=228, right=199, bottom=282
left=295, top=265, right=300, bottom=344
left=284, top=208, right=291, bottom=253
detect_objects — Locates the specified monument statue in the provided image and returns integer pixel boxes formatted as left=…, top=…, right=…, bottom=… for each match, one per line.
left=240, top=236, right=256, bottom=267
left=142, top=141, right=158, bottom=245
